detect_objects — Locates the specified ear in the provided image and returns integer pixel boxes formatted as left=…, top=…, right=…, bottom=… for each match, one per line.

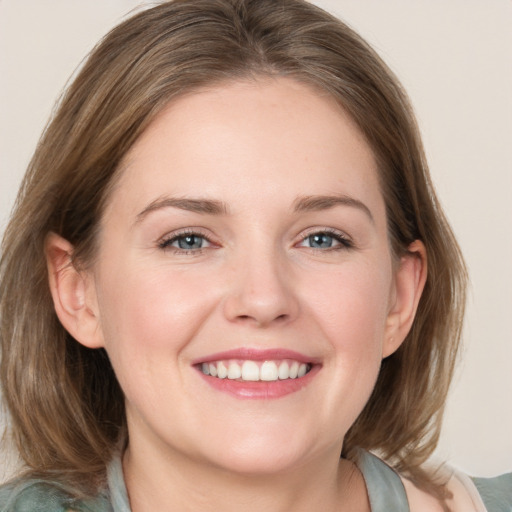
left=45, top=232, right=104, bottom=349
left=382, top=240, right=427, bottom=358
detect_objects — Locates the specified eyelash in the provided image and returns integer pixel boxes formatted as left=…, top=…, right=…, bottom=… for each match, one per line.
left=158, top=229, right=214, bottom=255
left=158, top=227, right=353, bottom=255
left=296, top=228, right=354, bottom=251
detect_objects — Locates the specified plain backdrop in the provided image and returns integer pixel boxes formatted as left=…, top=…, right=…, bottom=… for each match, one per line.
left=0, top=0, right=511, bottom=482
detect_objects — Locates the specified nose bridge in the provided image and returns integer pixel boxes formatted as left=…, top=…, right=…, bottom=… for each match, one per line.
left=223, top=239, right=299, bottom=327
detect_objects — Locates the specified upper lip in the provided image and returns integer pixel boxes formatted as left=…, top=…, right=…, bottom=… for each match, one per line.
left=191, top=348, right=320, bottom=365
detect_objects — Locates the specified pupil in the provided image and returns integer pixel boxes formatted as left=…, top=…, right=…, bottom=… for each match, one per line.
left=178, top=235, right=202, bottom=249
left=310, top=233, right=332, bottom=248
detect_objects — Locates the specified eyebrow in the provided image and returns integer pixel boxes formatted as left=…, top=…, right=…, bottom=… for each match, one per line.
left=136, top=197, right=229, bottom=223
left=135, top=193, right=373, bottom=223
left=293, top=194, right=374, bottom=223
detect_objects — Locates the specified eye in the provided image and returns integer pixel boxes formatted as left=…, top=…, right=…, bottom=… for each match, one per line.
left=298, top=230, right=352, bottom=250
left=159, top=231, right=212, bottom=252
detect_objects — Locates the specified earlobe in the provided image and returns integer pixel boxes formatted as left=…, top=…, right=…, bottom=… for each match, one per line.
left=45, top=232, right=104, bottom=349
left=383, top=240, right=427, bottom=358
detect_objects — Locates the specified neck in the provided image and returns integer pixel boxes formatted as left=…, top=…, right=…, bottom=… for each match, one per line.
left=122, top=439, right=370, bottom=512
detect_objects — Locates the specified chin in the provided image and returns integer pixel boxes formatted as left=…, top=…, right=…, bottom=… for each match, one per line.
left=207, top=444, right=310, bottom=476
left=193, top=424, right=331, bottom=477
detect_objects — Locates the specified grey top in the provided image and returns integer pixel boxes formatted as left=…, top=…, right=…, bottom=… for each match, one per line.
left=84, top=451, right=412, bottom=512
left=474, top=474, right=512, bottom=512
left=356, top=449, right=410, bottom=511
left=0, top=450, right=510, bottom=511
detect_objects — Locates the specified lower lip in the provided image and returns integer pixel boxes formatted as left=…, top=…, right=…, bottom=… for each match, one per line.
left=197, top=365, right=320, bottom=399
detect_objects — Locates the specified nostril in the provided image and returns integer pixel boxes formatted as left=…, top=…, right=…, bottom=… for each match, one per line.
left=235, top=313, right=290, bottom=325
left=224, top=285, right=299, bottom=327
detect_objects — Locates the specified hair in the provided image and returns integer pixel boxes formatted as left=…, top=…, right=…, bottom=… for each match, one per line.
left=0, top=0, right=466, bottom=501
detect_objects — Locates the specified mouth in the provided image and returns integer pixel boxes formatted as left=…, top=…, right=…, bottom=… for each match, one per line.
left=199, top=359, right=312, bottom=381
left=193, top=349, right=319, bottom=399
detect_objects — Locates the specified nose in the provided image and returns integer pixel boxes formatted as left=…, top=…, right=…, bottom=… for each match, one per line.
left=223, top=250, right=300, bottom=328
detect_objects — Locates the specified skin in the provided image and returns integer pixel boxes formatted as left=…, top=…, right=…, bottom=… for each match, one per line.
left=47, top=77, right=428, bottom=511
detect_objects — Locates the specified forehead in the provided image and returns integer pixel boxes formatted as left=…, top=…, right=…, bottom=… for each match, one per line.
left=108, top=77, right=383, bottom=222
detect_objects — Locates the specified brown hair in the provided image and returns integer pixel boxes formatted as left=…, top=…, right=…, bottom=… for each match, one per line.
left=0, top=0, right=466, bottom=498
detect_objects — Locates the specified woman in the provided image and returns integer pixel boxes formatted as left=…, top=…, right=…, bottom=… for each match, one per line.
left=0, top=0, right=510, bottom=510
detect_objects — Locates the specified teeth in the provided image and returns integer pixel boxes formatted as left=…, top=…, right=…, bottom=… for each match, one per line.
left=278, top=361, right=290, bottom=380
left=260, top=361, right=278, bottom=381
left=241, top=360, right=259, bottom=381
left=227, top=362, right=242, bottom=380
left=200, top=359, right=311, bottom=382
left=216, top=361, right=227, bottom=379
left=289, top=361, right=299, bottom=379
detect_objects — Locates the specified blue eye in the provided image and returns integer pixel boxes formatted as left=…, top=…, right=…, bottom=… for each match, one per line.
left=299, top=231, right=351, bottom=250
left=307, top=233, right=335, bottom=249
left=160, top=232, right=211, bottom=251
left=175, top=234, right=206, bottom=249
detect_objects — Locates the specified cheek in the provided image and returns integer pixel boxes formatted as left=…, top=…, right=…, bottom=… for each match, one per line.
left=306, top=259, right=393, bottom=358
left=94, top=267, right=222, bottom=414
left=95, top=265, right=219, bottom=368
left=290, top=259, right=394, bottom=435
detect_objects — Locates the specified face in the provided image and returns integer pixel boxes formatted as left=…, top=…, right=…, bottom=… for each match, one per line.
left=85, top=78, right=404, bottom=474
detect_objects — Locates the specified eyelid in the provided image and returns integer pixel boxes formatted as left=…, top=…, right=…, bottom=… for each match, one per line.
left=157, top=227, right=218, bottom=251
left=295, top=227, right=354, bottom=249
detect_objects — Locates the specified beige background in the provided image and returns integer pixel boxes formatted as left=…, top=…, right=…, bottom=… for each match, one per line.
left=1, top=0, right=511, bottom=481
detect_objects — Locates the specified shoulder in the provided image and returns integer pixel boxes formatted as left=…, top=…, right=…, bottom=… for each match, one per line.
left=400, top=478, right=446, bottom=512
left=0, top=479, right=71, bottom=512
left=473, top=473, right=512, bottom=512
left=0, top=478, right=113, bottom=512
left=402, top=469, right=512, bottom=512
left=355, top=449, right=446, bottom=511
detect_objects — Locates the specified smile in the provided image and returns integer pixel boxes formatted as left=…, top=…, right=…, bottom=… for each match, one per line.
left=201, top=359, right=311, bottom=381
left=194, top=349, right=319, bottom=399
